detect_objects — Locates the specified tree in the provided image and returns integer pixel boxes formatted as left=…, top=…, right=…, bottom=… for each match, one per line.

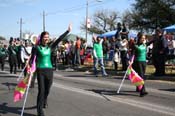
left=80, top=9, right=120, bottom=34
left=125, top=0, right=175, bottom=31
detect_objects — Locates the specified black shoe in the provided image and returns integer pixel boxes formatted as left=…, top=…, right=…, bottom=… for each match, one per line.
left=37, top=111, right=45, bottom=116
left=140, top=91, right=148, bottom=97
left=30, top=85, right=34, bottom=88
left=30, top=83, right=35, bottom=88
left=136, top=87, right=139, bottom=92
left=43, top=102, right=48, bottom=109
left=38, top=114, right=45, bottom=116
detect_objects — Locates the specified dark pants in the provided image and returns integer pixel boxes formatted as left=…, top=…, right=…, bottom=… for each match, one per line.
left=152, top=54, right=165, bottom=76
left=133, top=61, right=146, bottom=80
left=71, top=53, right=75, bottom=66
left=22, top=59, right=28, bottom=76
left=120, top=50, right=128, bottom=71
left=37, top=68, right=53, bottom=115
left=65, top=53, right=70, bottom=65
left=30, top=72, right=37, bottom=88
left=0, top=56, right=5, bottom=71
left=9, top=55, right=17, bottom=74
left=114, top=61, right=118, bottom=71
left=74, top=49, right=80, bottom=65
left=17, top=53, right=22, bottom=69
left=133, top=61, right=147, bottom=94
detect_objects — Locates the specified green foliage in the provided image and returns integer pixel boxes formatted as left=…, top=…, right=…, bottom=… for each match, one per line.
left=126, top=0, right=175, bottom=31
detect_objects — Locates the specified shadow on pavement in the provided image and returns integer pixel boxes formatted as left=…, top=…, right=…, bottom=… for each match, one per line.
left=62, top=74, right=92, bottom=78
left=0, top=103, right=36, bottom=116
left=159, top=88, right=175, bottom=92
left=1, top=82, right=17, bottom=90
left=2, top=82, right=17, bottom=87
left=0, top=75, right=17, bottom=78
left=86, top=89, right=139, bottom=98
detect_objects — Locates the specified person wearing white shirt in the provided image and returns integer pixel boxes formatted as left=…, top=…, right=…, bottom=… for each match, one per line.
left=21, top=41, right=32, bottom=76
left=119, top=39, right=128, bottom=70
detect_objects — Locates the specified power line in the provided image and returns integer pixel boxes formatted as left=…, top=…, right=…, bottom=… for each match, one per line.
left=25, top=0, right=112, bottom=22
left=20, top=0, right=114, bottom=33
left=47, top=0, right=112, bottom=15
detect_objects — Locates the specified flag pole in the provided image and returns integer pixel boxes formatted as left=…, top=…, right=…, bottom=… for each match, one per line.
left=117, top=67, right=128, bottom=94
left=117, top=55, right=135, bottom=94
left=20, top=73, right=33, bottom=116
left=17, top=65, right=26, bottom=81
left=17, top=56, right=32, bottom=81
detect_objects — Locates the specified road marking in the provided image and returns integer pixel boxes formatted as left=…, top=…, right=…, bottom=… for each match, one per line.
left=53, top=82, right=175, bottom=116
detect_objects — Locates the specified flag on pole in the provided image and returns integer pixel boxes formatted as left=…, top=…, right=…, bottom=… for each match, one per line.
left=127, top=66, right=144, bottom=90
left=13, top=56, right=36, bottom=102
left=14, top=77, right=29, bottom=102
left=87, top=18, right=91, bottom=29
left=30, top=56, right=36, bottom=73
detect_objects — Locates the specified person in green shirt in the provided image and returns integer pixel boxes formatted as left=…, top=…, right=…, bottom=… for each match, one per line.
left=8, top=38, right=18, bottom=74
left=93, top=36, right=108, bottom=77
left=30, top=24, right=72, bottom=116
left=0, top=44, right=8, bottom=71
left=132, top=32, right=153, bottom=97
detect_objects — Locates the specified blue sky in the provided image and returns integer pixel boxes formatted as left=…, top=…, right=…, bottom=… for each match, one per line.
left=0, top=0, right=135, bottom=39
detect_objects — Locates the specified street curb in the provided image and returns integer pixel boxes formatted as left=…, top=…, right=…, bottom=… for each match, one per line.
left=59, top=65, right=175, bottom=82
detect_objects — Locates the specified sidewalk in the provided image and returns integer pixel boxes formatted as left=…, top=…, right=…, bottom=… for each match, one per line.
left=57, top=63, right=175, bottom=82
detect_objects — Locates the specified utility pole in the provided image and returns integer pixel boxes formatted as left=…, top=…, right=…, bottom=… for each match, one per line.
left=85, top=0, right=89, bottom=42
left=43, top=11, right=46, bottom=32
left=85, top=0, right=102, bottom=41
left=18, top=18, right=24, bottom=40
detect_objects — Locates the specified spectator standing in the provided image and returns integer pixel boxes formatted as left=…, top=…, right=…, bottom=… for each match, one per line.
left=74, top=37, right=81, bottom=66
left=93, top=36, right=108, bottom=77
left=167, top=35, right=175, bottom=55
left=120, top=23, right=129, bottom=40
left=64, top=41, right=71, bottom=65
left=16, top=38, right=22, bottom=69
left=152, top=29, right=166, bottom=76
left=115, top=22, right=122, bottom=40
left=102, top=36, right=109, bottom=66
left=21, top=40, right=32, bottom=76
left=119, top=39, right=128, bottom=71
left=70, top=41, right=76, bottom=66
left=8, top=38, right=18, bottom=74
left=0, top=44, right=8, bottom=71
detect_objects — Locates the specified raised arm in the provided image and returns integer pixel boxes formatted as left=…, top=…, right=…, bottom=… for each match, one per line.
left=51, top=24, right=72, bottom=49
left=146, top=38, right=156, bottom=46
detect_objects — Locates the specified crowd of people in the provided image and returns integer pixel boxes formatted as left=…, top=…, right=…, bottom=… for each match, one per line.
left=0, top=23, right=175, bottom=115
left=1, top=26, right=174, bottom=78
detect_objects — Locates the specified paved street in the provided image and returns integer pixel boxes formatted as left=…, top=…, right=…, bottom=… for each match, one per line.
left=0, top=67, right=175, bottom=116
